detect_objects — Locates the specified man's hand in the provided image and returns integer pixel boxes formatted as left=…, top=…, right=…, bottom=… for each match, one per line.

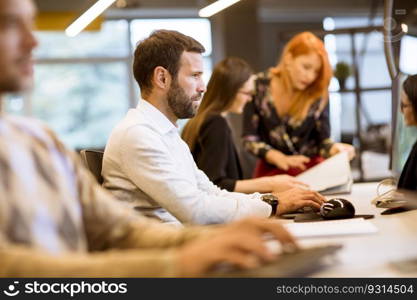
left=265, top=149, right=310, bottom=171
left=273, top=188, right=326, bottom=215
left=177, top=218, right=297, bottom=277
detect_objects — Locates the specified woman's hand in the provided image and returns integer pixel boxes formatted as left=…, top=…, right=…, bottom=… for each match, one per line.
left=329, top=143, right=356, bottom=160
left=268, top=174, right=309, bottom=192
left=265, top=149, right=310, bottom=171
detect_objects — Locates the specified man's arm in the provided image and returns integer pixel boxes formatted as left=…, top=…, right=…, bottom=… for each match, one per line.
left=0, top=237, right=179, bottom=277
left=72, top=155, right=213, bottom=250
left=117, top=126, right=270, bottom=225
left=0, top=217, right=297, bottom=278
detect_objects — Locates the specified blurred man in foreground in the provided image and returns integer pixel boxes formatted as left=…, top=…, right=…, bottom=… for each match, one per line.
left=0, top=0, right=296, bottom=277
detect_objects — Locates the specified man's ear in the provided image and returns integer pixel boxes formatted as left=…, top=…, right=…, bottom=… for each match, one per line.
left=153, top=66, right=171, bottom=90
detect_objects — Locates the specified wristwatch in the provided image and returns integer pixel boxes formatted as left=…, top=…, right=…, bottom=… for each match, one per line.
left=261, top=194, right=279, bottom=217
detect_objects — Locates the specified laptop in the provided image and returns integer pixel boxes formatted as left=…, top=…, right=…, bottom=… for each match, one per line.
left=207, top=245, right=342, bottom=278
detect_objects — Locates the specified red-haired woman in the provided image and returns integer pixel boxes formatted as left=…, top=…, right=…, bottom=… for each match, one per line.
left=243, top=32, right=355, bottom=178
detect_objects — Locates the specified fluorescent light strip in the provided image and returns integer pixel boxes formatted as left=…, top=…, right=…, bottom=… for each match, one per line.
left=65, top=0, right=117, bottom=37
left=199, top=0, right=241, bottom=18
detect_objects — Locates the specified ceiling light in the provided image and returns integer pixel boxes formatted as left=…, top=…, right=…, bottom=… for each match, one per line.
left=199, top=0, right=241, bottom=18
left=323, top=17, right=335, bottom=31
left=116, top=0, right=127, bottom=8
left=66, top=0, right=117, bottom=37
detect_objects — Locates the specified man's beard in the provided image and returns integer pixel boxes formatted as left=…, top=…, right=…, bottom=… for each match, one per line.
left=0, top=79, right=29, bottom=94
left=167, top=80, right=202, bottom=119
left=0, top=71, right=33, bottom=94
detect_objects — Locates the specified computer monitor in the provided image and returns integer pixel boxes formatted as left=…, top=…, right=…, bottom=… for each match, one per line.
left=389, top=0, right=417, bottom=179
left=390, top=73, right=417, bottom=179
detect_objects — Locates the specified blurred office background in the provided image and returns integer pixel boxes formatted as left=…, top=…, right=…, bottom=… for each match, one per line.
left=3, top=0, right=417, bottom=181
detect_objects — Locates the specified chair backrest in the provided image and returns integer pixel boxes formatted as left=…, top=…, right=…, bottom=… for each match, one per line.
left=80, top=149, right=104, bottom=184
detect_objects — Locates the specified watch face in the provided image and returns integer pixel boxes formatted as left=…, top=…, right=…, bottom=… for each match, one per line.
left=263, top=195, right=278, bottom=204
left=262, top=195, right=278, bottom=217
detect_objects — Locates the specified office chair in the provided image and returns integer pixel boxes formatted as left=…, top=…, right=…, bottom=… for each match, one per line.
left=80, top=149, right=104, bottom=184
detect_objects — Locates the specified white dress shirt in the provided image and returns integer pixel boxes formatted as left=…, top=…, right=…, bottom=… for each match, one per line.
left=102, top=99, right=271, bottom=224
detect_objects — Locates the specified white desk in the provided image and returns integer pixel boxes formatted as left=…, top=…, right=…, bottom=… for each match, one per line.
left=280, top=182, right=417, bottom=277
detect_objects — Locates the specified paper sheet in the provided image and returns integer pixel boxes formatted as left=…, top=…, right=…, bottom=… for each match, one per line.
left=283, top=218, right=378, bottom=238
left=296, top=152, right=351, bottom=192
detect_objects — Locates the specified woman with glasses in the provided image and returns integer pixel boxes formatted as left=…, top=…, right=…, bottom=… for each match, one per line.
left=242, top=32, right=355, bottom=178
left=182, top=57, right=306, bottom=194
left=398, top=74, right=417, bottom=190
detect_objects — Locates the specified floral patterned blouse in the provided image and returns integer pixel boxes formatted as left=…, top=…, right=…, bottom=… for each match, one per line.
left=242, top=72, right=334, bottom=159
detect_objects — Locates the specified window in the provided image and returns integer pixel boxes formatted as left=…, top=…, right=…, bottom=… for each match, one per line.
left=35, top=21, right=130, bottom=59
left=324, top=18, right=392, bottom=180
left=4, top=18, right=213, bottom=149
left=32, top=62, right=129, bottom=148
left=4, top=20, right=131, bottom=150
left=324, top=22, right=392, bottom=137
left=400, top=35, right=417, bottom=75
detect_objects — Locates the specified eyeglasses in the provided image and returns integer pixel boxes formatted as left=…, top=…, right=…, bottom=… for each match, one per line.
left=238, top=90, right=254, bottom=97
left=400, top=102, right=412, bottom=111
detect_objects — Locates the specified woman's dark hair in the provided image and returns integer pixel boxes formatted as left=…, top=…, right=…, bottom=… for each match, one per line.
left=403, top=74, right=417, bottom=119
left=182, top=57, right=253, bottom=151
left=133, top=30, right=205, bottom=96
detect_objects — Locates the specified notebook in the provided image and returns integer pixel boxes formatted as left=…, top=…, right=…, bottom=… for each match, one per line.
left=282, top=218, right=378, bottom=238
left=296, top=152, right=352, bottom=195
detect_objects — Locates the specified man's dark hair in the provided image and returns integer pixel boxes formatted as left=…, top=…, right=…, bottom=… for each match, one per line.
left=133, top=30, right=205, bottom=96
left=403, top=74, right=417, bottom=119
